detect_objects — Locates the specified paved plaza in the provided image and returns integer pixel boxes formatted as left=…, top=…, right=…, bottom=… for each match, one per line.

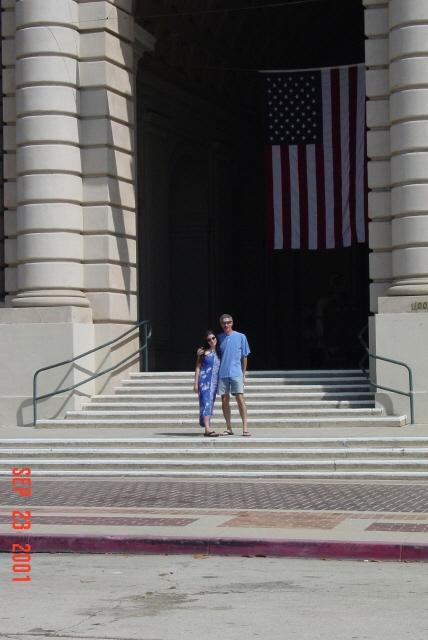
left=1, top=476, right=428, bottom=560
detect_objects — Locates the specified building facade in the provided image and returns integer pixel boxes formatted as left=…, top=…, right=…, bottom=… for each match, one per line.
left=0, top=0, right=428, bottom=425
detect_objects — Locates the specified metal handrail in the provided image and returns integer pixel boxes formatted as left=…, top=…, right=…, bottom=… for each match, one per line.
left=33, top=319, right=151, bottom=425
left=358, top=325, right=414, bottom=424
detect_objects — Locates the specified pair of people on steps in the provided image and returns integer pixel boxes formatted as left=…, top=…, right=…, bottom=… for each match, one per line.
left=193, top=314, right=251, bottom=437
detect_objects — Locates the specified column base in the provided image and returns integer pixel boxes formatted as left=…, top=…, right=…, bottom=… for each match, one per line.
left=372, top=296, right=428, bottom=424
left=387, top=281, right=428, bottom=296
left=12, top=290, right=90, bottom=308
left=0, top=306, right=95, bottom=426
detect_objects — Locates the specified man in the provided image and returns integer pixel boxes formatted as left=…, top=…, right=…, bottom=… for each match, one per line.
left=217, top=314, right=251, bottom=436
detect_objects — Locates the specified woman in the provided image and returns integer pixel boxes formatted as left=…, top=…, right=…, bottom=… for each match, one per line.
left=193, top=330, right=220, bottom=437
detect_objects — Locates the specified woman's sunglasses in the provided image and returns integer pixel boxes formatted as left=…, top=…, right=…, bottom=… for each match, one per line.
left=207, top=336, right=217, bottom=342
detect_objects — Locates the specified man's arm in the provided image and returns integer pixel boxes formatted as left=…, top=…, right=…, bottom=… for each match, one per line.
left=241, top=356, right=247, bottom=377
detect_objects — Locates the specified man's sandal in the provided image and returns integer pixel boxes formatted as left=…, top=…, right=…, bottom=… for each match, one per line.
left=221, top=430, right=234, bottom=436
left=242, top=431, right=251, bottom=436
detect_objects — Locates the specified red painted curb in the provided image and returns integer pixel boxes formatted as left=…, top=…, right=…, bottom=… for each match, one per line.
left=1, top=534, right=428, bottom=561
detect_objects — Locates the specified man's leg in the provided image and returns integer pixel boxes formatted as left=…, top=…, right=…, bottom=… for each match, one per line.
left=221, top=394, right=233, bottom=433
left=235, top=393, right=249, bottom=434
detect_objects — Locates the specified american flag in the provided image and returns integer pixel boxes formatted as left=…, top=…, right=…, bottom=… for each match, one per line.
left=261, top=65, right=368, bottom=250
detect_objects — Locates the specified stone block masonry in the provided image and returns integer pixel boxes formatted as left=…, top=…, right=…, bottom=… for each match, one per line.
left=0, top=1, right=154, bottom=424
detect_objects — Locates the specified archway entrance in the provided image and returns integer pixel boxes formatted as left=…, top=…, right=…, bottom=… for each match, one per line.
left=136, top=0, right=368, bottom=371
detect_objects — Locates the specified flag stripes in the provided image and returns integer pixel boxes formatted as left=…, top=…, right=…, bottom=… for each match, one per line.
left=263, top=65, right=367, bottom=250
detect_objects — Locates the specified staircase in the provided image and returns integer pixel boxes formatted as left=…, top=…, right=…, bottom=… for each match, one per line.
left=1, top=436, right=428, bottom=479
left=37, top=370, right=407, bottom=429
left=7, top=369, right=418, bottom=479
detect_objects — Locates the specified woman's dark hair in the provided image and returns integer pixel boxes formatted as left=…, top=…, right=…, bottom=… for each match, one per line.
left=201, top=329, right=219, bottom=353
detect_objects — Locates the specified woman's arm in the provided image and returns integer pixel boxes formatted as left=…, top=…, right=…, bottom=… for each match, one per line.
left=193, top=351, right=203, bottom=393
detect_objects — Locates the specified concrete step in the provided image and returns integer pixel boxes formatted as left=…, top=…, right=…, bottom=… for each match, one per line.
left=116, top=383, right=372, bottom=393
left=112, top=390, right=375, bottom=401
left=0, top=458, right=427, bottom=473
left=2, top=432, right=427, bottom=478
left=37, top=415, right=408, bottom=428
left=0, top=436, right=428, bottom=450
left=67, top=408, right=385, bottom=419
left=124, top=376, right=371, bottom=386
left=2, top=435, right=427, bottom=449
left=128, top=369, right=367, bottom=379
left=86, top=398, right=377, bottom=408
left=2, top=446, right=428, bottom=460
left=1, top=469, right=427, bottom=479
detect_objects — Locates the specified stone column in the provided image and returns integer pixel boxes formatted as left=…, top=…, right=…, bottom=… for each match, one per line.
left=388, top=0, right=428, bottom=296
left=12, top=0, right=88, bottom=307
left=371, top=0, right=428, bottom=423
left=1, top=0, right=16, bottom=304
left=0, top=0, right=94, bottom=426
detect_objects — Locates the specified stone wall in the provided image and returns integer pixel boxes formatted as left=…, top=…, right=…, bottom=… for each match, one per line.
left=0, top=1, right=147, bottom=424
left=1, top=0, right=137, bottom=323
left=365, top=0, right=428, bottom=422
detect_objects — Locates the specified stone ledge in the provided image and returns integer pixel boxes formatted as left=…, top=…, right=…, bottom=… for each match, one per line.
left=378, top=294, right=428, bottom=313
left=0, top=305, right=93, bottom=324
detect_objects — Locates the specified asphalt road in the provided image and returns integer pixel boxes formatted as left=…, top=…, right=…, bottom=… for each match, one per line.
left=1, top=554, right=428, bottom=639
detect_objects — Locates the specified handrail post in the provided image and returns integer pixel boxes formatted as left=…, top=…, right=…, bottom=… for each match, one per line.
left=408, top=367, right=415, bottom=425
left=33, top=372, right=38, bottom=426
left=143, top=322, right=148, bottom=372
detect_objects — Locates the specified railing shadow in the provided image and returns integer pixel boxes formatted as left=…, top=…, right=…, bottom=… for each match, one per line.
left=32, top=319, right=151, bottom=425
left=358, top=324, right=414, bottom=424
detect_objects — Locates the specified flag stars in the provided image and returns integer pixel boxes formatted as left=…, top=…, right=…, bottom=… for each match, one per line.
left=264, top=70, right=321, bottom=144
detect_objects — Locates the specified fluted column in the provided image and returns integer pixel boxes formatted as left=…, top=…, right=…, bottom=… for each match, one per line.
left=363, top=0, right=392, bottom=313
left=12, top=0, right=88, bottom=307
left=388, top=0, right=428, bottom=296
left=1, top=0, right=17, bottom=304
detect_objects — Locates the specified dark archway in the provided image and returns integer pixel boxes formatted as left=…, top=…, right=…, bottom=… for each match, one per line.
left=136, top=0, right=368, bottom=371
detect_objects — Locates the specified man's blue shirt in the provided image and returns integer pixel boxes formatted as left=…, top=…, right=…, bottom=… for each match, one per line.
left=217, top=331, right=250, bottom=378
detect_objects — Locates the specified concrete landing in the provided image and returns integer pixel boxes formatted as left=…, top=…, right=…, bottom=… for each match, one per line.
left=2, top=424, right=427, bottom=438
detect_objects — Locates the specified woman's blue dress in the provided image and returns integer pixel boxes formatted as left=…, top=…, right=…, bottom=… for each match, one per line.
left=198, top=350, right=220, bottom=426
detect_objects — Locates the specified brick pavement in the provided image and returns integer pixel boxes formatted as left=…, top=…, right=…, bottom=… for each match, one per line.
left=1, top=478, right=428, bottom=511
left=0, top=478, right=428, bottom=560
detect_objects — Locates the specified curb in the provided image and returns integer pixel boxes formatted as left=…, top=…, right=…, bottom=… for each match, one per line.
left=1, top=534, right=428, bottom=561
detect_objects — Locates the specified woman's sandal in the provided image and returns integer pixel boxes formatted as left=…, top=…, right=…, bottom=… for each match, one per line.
left=242, top=431, right=251, bottom=437
left=221, top=430, right=234, bottom=436
left=204, top=431, right=219, bottom=437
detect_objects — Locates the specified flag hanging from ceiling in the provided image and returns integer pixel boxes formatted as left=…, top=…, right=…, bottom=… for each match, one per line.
left=261, top=64, right=368, bottom=250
